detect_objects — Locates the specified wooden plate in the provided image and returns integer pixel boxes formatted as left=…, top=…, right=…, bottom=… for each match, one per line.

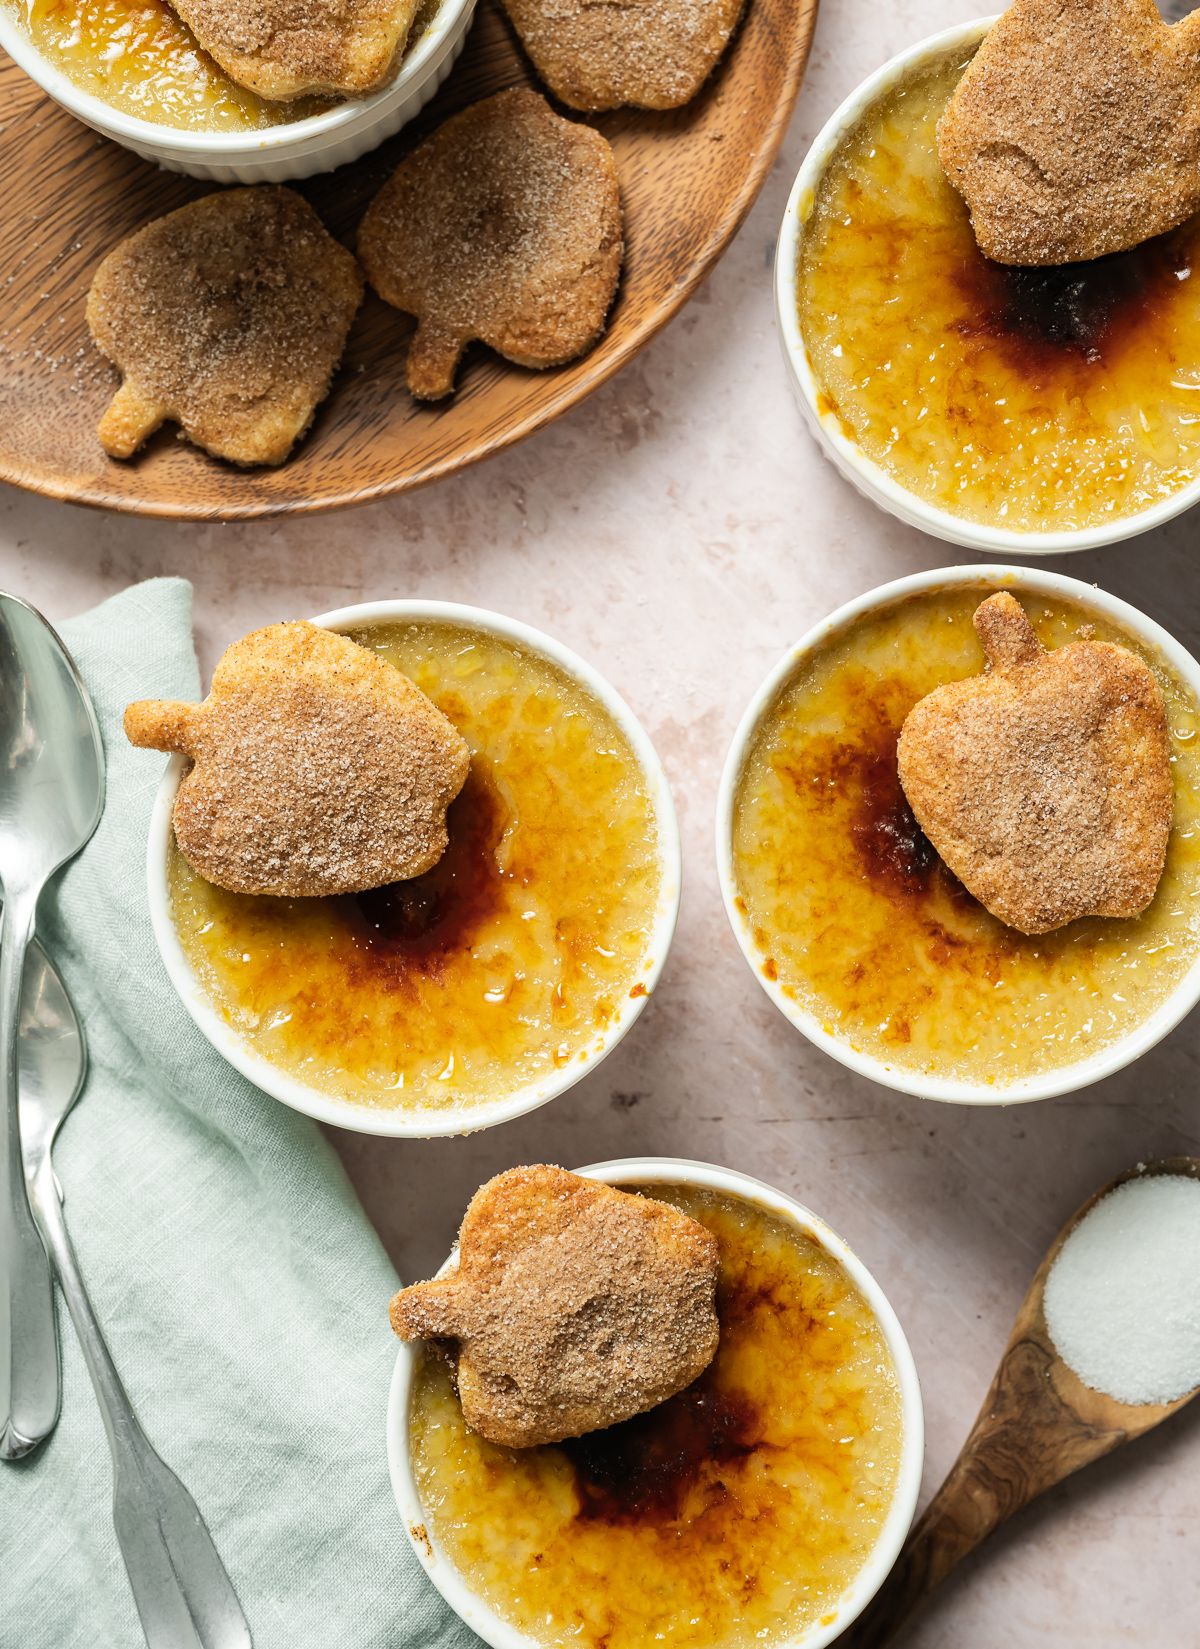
left=0, top=0, right=817, bottom=519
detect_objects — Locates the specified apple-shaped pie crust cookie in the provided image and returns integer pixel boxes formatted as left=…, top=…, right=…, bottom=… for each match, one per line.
left=358, top=89, right=622, bottom=400
left=125, top=622, right=469, bottom=897
left=169, top=0, right=421, bottom=99
left=897, top=593, right=1172, bottom=935
left=88, top=188, right=363, bottom=468
left=938, top=0, right=1200, bottom=265
left=498, top=0, right=745, bottom=112
left=390, top=1166, right=719, bottom=1448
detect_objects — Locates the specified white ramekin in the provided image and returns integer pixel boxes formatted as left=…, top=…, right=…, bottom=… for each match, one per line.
left=775, top=17, right=1200, bottom=555
left=146, top=600, right=681, bottom=1137
left=0, top=0, right=474, bottom=182
left=716, top=564, right=1200, bottom=1106
left=387, top=1156, right=925, bottom=1649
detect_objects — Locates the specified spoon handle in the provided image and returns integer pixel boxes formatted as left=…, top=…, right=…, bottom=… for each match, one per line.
left=835, top=1430, right=1009, bottom=1647
left=0, top=887, right=59, bottom=1458
left=28, top=1159, right=253, bottom=1649
left=840, top=1335, right=1127, bottom=1647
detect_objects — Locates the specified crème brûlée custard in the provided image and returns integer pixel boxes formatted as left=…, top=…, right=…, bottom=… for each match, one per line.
left=167, top=621, right=663, bottom=1114
left=731, top=588, right=1200, bottom=1087
left=408, top=1184, right=904, bottom=1649
left=797, top=44, right=1200, bottom=533
left=5, top=0, right=437, bottom=129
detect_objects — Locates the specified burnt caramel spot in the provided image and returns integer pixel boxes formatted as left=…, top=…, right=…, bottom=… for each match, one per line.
left=778, top=691, right=975, bottom=913
left=348, top=760, right=508, bottom=979
left=769, top=676, right=1011, bottom=1033
left=954, top=209, right=1192, bottom=374
left=561, top=1264, right=797, bottom=1527
left=847, top=728, right=988, bottom=943
left=849, top=733, right=939, bottom=896
left=564, top=1383, right=761, bottom=1526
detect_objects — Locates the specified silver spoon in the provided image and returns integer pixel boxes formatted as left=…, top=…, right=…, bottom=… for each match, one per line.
left=0, top=592, right=104, bottom=1458
left=20, top=937, right=253, bottom=1649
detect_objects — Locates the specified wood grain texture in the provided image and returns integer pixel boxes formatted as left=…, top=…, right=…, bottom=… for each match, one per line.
left=841, top=1158, right=1200, bottom=1649
left=0, top=0, right=817, bottom=520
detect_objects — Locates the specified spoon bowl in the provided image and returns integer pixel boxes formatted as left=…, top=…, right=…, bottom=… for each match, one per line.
left=841, top=1157, right=1200, bottom=1647
left=0, top=595, right=104, bottom=883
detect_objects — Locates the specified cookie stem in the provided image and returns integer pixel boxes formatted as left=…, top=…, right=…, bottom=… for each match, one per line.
left=406, top=324, right=467, bottom=400
left=97, top=382, right=168, bottom=459
left=974, top=592, right=1043, bottom=673
left=124, top=700, right=195, bottom=755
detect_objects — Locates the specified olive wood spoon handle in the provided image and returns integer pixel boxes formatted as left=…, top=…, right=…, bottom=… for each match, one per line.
left=841, top=1157, right=1200, bottom=1649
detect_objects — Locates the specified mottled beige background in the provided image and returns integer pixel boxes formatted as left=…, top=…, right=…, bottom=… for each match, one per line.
left=5, top=0, right=1200, bottom=1638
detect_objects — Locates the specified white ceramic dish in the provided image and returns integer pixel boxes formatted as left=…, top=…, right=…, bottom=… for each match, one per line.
left=146, top=600, right=681, bottom=1136
left=0, top=0, right=474, bottom=182
left=774, top=17, right=1200, bottom=555
left=716, top=564, right=1200, bottom=1105
left=387, top=1155, right=925, bottom=1649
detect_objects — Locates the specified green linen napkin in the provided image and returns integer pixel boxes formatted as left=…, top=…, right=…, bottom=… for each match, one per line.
left=5, top=578, right=477, bottom=1649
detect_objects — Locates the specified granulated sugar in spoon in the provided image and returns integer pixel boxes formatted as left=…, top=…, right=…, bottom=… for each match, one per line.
left=1043, top=1170, right=1200, bottom=1407
left=841, top=1157, right=1200, bottom=1648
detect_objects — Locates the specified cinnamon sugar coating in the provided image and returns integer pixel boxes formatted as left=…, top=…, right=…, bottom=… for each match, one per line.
left=125, top=622, right=469, bottom=897
left=937, top=0, right=1200, bottom=265
left=390, top=1166, right=720, bottom=1448
left=499, top=0, right=744, bottom=112
left=170, top=0, right=419, bottom=98
left=358, top=89, right=622, bottom=400
left=897, top=592, right=1172, bottom=935
left=88, top=188, right=362, bottom=468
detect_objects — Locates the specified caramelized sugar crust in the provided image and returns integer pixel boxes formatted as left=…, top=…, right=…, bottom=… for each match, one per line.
left=732, top=590, right=1200, bottom=1086
left=167, top=621, right=662, bottom=1112
left=409, top=1186, right=903, bottom=1649
left=798, top=52, right=1200, bottom=533
left=391, top=1167, right=719, bottom=1447
left=11, top=0, right=440, bottom=130
left=898, top=593, right=1171, bottom=935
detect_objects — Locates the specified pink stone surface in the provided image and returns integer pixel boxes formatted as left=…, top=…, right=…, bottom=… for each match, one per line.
left=4, top=0, right=1200, bottom=1637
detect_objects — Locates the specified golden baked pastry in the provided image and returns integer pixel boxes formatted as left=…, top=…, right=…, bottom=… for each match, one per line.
left=897, top=592, right=1172, bottom=935
left=390, top=1166, right=720, bottom=1447
left=358, top=89, right=622, bottom=400
left=498, top=0, right=744, bottom=111
left=88, top=188, right=363, bottom=468
left=125, top=621, right=470, bottom=897
left=168, top=0, right=419, bottom=99
left=937, top=0, right=1200, bottom=265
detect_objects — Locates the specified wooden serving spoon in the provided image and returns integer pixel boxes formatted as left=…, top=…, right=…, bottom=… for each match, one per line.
left=841, top=1156, right=1200, bottom=1648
